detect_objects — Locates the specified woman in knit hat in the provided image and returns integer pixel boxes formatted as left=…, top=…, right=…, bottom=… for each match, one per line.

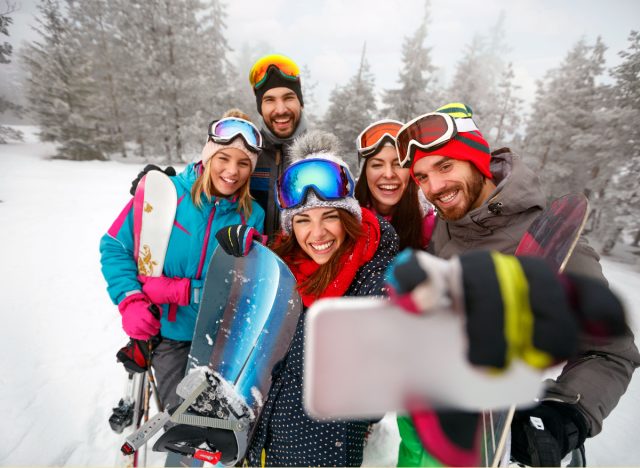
left=99, top=114, right=265, bottom=411
left=354, top=119, right=436, bottom=250
left=219, top=130, right=399, bottom=466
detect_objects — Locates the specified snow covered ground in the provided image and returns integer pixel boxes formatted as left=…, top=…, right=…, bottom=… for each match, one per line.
left=0, top=127, right=638, bottom=466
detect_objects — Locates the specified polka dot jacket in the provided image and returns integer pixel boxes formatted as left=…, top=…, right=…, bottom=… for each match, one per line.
left=246, top=217, right=399, bottom=467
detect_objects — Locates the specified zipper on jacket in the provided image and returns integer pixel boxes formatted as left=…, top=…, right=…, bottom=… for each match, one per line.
left=196, top=200, right=218, bottom=280
left=541, top=393, right=582, bottom=405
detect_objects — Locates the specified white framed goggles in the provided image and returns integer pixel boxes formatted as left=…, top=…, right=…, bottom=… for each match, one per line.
left=396, top=112, right=478, bottom=168
left=208, top=117, right=263, bottom=153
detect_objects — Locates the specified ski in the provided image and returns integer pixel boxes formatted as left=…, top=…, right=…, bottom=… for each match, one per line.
left=110, top=170, right=177, bottom=467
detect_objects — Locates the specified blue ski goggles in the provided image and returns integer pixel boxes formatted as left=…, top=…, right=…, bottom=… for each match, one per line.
left=276, top=158, right=355, bottom=210
left=208, top=117, right=263, bottom=153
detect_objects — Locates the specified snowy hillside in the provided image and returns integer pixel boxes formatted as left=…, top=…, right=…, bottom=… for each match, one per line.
left=0, top=128, right=638, bottom=466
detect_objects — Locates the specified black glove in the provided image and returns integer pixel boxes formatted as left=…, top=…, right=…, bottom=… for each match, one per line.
left=129, top=164, right=177, bottom=196
left=511, top=402, right=588, bottom=466
left=215, top=224, right=263, bottom=257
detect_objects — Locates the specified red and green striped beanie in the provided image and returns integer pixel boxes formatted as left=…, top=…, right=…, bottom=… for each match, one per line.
left=412, top=102, right=493, bottom=179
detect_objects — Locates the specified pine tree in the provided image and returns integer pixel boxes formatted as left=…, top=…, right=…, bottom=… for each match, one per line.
left=109, top=0, right=226, bottom=163
left=202, top=0, right=234, bottom=116
left=22, top=0, right=105, bottom=160
left=300, top=64, right=320, bottom=127
left=444, top=12, right=520, bottom=143
left=0, top=1, right=14, bottom=64
left=0, top=0, right=22, bottom=143
left=523, top=37, right=607, bottom=197
left=596, top=31, right=640, bottom=252
left=381, top=0, right=439, bottom=121
left=445, top=34, right=487, bottom=108
left=322, top=44, right=377, bottom=173
left=65, top=0, right=130, bottom=158
left=488, top=62, right=524, bottom=148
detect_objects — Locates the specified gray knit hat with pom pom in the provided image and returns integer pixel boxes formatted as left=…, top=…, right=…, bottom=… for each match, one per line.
left=279, top=130, right=361, bottom=234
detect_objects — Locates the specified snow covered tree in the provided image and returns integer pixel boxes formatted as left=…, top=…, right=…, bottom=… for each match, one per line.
left=130, top=0, right=236, bottom=162
left=0, top=0, right=23, bottom=143
left=201, top=0, right=235, bottom=117
left=487, top=62, right=524, bottom=148
left=322, top=44, right=377, bottom=173
left=523, top=37, right=608, bottom=198
left=64, top=0, right=131, bottom=158
left=229, top=41, right=274, bottom=125
left=443, top=12, right=523, bottom=147
left=22, top=0, right=105, bottom=160
left=445, top=34, right=488, bottom=111
left=82, top=0, right=234, bottom=163
left=593, top=31, right=640, bottom=252
left=22, top=0, right=238, bottom=162
left=300, top=64, right=320, bottom=127
left=0, top=1, right=13, bottom=65
left=381, top=0, right=439, bottom=121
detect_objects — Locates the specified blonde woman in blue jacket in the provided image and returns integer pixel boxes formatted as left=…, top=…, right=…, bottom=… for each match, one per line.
left=100, top=117, right=265, bottom=410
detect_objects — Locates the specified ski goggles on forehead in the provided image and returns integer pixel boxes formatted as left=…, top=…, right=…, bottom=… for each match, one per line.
left=208, top=117, right=263, bottom=152
left=356, top=119, right=404, bottom=160
left=276, top=158, right=355, bottom=210
left=249, top=54, right=301, bottom=90
left=396, top=112, right=479, bottom=168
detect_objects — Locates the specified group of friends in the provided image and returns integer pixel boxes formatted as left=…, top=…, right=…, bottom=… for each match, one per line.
left=99, top=54, right=640, bottom=467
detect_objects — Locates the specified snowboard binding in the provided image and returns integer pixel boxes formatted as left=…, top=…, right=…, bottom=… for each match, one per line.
left=153, top=425, right=236, bottom=464
left=109, top=398, right=134, bottom=433
left=121, top=369, right=252, bottom=465
left=189, top=371, right=254, bottom=422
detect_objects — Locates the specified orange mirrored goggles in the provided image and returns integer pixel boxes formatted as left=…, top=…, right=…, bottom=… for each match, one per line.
left=249, top=54, right=301, bottom=89
left=356, top=119, right=403, bottom=159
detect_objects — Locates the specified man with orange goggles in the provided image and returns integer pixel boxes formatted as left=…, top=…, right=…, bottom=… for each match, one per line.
left=389, top=102, right=639, bottom=467
left=248, top=54, right=309, bottom=238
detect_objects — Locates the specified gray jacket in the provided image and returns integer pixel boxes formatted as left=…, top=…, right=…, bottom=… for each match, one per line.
left=431, top=148, right=640, bottom=436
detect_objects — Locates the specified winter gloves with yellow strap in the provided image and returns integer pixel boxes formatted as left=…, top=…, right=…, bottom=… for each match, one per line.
left=385, top=249, right=626, bottom=466
left=386, top=249, right=626, bottom=372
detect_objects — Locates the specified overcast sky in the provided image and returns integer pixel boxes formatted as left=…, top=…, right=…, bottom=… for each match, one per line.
left=4, top=0, right=640, bottom=115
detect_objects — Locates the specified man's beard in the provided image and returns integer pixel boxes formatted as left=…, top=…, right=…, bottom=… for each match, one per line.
left=433, top=170, right=485, bottom=221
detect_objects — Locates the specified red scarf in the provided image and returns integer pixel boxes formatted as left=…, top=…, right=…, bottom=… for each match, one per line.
left=285, top=208, right=381, bottom=307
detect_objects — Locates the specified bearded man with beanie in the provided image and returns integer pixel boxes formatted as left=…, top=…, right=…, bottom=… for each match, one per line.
left=248, top=54, right=309, bottom=238
left=389, top=103, right=639, bottom=466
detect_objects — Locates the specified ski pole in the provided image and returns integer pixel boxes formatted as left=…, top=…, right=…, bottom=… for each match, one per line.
left=145, top=304, right=164, bottom=411
left=146, top=341, right=163, bottom=411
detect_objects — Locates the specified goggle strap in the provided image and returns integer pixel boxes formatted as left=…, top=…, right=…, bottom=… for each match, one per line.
left=358, top=134, right=397, bottom=159
left=209, top=133, right=261, bottom=152
left=254, top=66, right=300, bottom=89
left=209, top=118, right=262, bottom=149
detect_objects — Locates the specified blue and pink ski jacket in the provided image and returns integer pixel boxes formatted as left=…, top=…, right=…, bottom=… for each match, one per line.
left=100, top=163, right=265, bottom=341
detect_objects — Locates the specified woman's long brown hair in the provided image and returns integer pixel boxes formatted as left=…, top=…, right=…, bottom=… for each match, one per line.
left=272, top=209, right=363, bottom=299
left=354, top=160, right=423, bottom=249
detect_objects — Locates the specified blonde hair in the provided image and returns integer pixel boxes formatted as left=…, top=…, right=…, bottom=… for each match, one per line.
left=222, top=108, right=252, bottom=121
left=191, top=155, right=253, bottom=218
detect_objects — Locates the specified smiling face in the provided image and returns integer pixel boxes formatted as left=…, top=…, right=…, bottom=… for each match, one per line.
left=412, top=156, right=494, bottom=221
left=261, top=87, right=302, bottom=138
left=209, top=148, right=253, bottom=196
left=292, top=207, right=346, bottom=265
left=364, top=145, right=411, bottom=216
